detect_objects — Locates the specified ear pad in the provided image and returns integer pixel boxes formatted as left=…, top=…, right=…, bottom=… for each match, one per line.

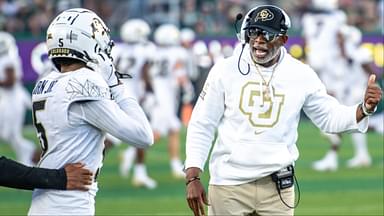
left=244, top=18, right=251, bottom=43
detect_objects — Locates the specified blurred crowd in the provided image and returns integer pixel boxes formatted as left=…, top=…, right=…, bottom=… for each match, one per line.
left=0, top=0, right=383, bottom=38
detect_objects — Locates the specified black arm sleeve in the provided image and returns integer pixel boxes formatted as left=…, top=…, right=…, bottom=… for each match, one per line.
left=0, top=156, right=67, bottom=190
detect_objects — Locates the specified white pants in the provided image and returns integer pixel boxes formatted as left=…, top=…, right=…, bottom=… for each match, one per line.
left=28, top=189, right=96, bottom=216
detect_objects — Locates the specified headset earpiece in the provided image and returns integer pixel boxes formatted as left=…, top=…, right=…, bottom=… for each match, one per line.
left=279, top=7, right=291, bottom=33
left=244, top=18, right=251, bottom=43
left=240, top=11, right=255, bottom=44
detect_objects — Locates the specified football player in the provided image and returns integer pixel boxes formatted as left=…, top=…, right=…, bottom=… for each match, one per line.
left=191, top=40, right=213, bottom=105
left=302, top=0, right=348, bottom=171
left=150, top=24, right=194, bottom=178
left=313, top=25, right=377, bottom=169
left=208, top=40, right=224, bottom=64
left=28, top=8, right=153, bottom=215
left=108, top=18, right=157, bottom=189
left=0, top=31, right=36, bottom=166
left=179, top=28, right=198, bottom=125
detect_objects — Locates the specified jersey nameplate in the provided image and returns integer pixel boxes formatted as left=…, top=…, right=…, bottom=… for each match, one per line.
left=32, top=80, right=58, bottom=95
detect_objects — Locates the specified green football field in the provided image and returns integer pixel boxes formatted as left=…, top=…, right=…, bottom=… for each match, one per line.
left=0, top=120, right=383, bottom=215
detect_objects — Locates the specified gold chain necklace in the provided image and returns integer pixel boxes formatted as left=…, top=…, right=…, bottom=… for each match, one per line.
left=253, top=61, right=278, bottom=100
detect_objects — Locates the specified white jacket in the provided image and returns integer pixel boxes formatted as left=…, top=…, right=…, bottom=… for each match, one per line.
left=185, top=45, right=368, bottom=185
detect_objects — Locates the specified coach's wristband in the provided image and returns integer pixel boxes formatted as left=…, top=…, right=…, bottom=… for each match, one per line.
left=361, top=102, right=376, bottom=116
left=186, top=176, right=200, bottom=186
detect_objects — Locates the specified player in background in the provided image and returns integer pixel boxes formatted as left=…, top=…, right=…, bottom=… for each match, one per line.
left=107, top=19, right=157, bottom=189
left=191, top=40, right=213, bottom=105
left=150, top=24, right=194, bottom=178
left=208, top=40, right=224, bottom=64
left=28, top=8, right=153, bottom=215
left=179, top=28, right=197, bottom=124
left=0, top=31, right=36, bottom=166
left=302, top=0, right=348, bottom=171
left=180, top=28, right=198, bottom=85
left=222, top=43, right=235, bottom=58
left=313, top=24, right=378, bottom=170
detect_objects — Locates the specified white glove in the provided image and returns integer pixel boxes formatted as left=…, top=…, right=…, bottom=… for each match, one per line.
left=86, top=52, right=119, bottom=87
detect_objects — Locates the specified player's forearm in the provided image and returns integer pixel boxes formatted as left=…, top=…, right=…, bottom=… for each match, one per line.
left=81, top=98, right=153, bottom=148
left=0, top=156, right=66, bottom=190
left=110, top=85, right=154, bottom=147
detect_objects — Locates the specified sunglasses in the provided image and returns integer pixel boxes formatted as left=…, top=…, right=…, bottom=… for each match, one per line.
left=247, top=28, right=282, bottom=42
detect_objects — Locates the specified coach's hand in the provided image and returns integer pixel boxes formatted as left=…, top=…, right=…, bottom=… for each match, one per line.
left=358, top=74, right=383, bottom=122
left=186, top=167, right=209, bottom=216
left=364, top=74, right=382, bottom=111
left=64, top=163, right=93, bottom=191
left=86, top=52, right=119, bottom=87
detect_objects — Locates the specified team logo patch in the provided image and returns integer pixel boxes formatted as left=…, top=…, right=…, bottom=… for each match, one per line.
left=239, top=82, right=284, bottom=133
left=255, top=9, right=274, bottom=22
left=91, top=18, right=108, bottom=38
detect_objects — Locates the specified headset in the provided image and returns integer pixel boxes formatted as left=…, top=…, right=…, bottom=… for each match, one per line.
left=234, top=5, right=291, bottom=75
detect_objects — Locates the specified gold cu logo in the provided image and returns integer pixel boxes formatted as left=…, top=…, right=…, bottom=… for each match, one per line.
left=91, top=18, right=108, bottom=39
left=255, top=9, right=274, bottom=22
left=239, top=82, right=284, bottom=129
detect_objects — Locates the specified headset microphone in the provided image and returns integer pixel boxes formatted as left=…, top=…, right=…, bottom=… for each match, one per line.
left=236, top=13, right=243, bottom=21
left=234, top=13, right=243, bottom=41
left=233, top=12, right=250, bottom=76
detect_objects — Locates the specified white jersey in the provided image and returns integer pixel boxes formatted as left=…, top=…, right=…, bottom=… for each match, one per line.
left=185, top=45, right=368, bottom=185
left=29, top=68, right=153, bottom=215
left=342, top=46, right=372, bottom=105
left=180, top=46, right=198, bottom=81
left=150, top=46, right=187, bottom=135
left=302, top=10, right=348, bottom=97
left=112, top=41, right=156, bottom=100
left=302, top=10, right=346, bottom=71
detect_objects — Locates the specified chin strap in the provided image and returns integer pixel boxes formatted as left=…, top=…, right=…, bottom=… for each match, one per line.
left=115, top=71, right=132, bottom=79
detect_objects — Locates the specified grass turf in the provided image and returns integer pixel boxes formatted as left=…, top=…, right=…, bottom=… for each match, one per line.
left=0, top=120, right=383, bottom=215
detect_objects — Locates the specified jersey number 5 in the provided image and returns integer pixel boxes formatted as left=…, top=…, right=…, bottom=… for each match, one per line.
left=32, top=100, right=48, bottom=156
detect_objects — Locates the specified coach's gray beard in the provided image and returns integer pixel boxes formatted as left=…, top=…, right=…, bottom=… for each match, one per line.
left=251, top=46, right=280, bottom=65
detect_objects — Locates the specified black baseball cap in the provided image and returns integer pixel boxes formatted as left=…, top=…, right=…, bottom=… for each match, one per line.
left=243, top=5, right=290, bottom=34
